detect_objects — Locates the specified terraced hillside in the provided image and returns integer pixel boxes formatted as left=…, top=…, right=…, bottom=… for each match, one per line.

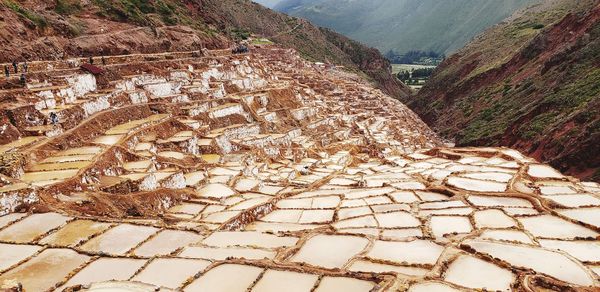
left=0, top=0, right=407, bottom=98
left=0, top=43, right=599, bottom=291
left=410, top=0, right=600, bottom=182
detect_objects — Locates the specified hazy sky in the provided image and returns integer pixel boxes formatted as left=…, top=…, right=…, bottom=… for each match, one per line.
left=253, top=0, right=283, bottom=8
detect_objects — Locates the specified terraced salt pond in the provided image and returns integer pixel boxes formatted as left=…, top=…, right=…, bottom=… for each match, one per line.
left=180, top=245, right=276, bottom=260
left=20, top=169, right=80, bottom=185
left=39, top=220, right=112, bottom=247
left=323, top=277, right=377, bottom=292
left=0, top=244, right=42, bottom=271
left=367, top=240, right=443, bottom=265
left=0, top=48, right=599, bottom=291
left=0, top=249, right=90, bottom=291
left=202, top=231, right=297, bottom=248
left=518, top=215, right=598, bottom=239
left=558, top=208, right=600, bottom=227
left=0, top=213, right=70, bottom=243
left=132, top=258, right=211, bottom=289
left=349, top=260, right=428, bottom=276
left=444, top=255, right=514, bottom=291
left=80, top=224, right=158, bottom=255
left=252, top=270, right=319, bottom=292
left=465, top=240, right=596, bottom=286
left=93, top=134, right=124, bottom=146
left=133, top=230, right=203, bottom=257
left=184, top=264, right=264, bottom=292
left=290, top=235, right=369, bottom=268
left=60, top=258, right=147, bottom=289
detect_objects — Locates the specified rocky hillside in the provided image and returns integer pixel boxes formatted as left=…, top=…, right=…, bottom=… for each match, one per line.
left=410, top=0, right=600, bottom=181
left=273, top=0, right=539, bottom=56
left=0, top=0, right=407, bottom=98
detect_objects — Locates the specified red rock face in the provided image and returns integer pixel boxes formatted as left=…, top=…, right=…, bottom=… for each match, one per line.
left=410, top=0, right=600, bottom=182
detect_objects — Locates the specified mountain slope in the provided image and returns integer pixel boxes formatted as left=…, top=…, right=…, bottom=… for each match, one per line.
left=410, top=0, right=600, bottom=181
left=0, top=0, right=407, bottom=98
left=275, top=0, right=539, bottom=56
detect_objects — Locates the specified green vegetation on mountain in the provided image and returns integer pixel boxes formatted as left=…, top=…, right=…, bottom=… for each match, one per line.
left=274, top=0, right=540, bottom=56
left=410, top=0, right=600, bottom=181
left=0, top=0, right=407, bottom=98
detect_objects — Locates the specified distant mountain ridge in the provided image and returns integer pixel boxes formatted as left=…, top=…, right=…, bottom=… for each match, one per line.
left=273, top=0, right=540, bottom=56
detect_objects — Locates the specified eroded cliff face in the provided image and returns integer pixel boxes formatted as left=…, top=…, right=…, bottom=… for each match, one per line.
left=410, top=0, right=600, bottom=182
left=0, top=0, right=407, bottom=99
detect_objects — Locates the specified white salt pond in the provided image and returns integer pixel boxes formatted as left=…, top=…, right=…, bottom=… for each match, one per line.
left=132, top=258, right=210, bottom=289
left=133, top=230, right=203, bottom=257
left=367, top=240, right=443, bottom=265
left=39, top=220, right=112, bottom=247
left=0, top=249, right=89, bottom=291
left=251, top=270, right=318, bottom=292
left=430, top=216, right=472, bottom=239
left=61, top=258, right=146, bottom=289
left=184, top=264, right=263, bottom=292
left=93, top=134, right=124, bottom=146
left=290, top=235, right=369, bottom=268
left=465, top=240, right=595, bottom=286
left=197, top=183, right=236, bottom=199
left=202, top=231, right=298, bottom=248
left=314, top=277, right=375, bottom=292
left=179, top=246, right=276, bottom=261
left=447, top=177, right=506, bottom=192
left=539, top=239, right=600, bottom=262
left=408, top=281, right=460, bottom=292
left=444, top=255, right=514, bottom=291
left=558, top=208, right=600, bottom=228
left=80, top=224, right=158, bottom=255
left=473, top=209, right=517, bottom=229
left=0, top=243, right=42, bottom=271
left=518, top=215, right=598, bottom=239
left=467, top=195, right=533, bottom=208
left=478, top=230, right=534, bottom=244
left=528, top=164, right=564, bottom=179
left=349, top=260, right=428, bottom=276
left=0, top=213, right=70, bottom=243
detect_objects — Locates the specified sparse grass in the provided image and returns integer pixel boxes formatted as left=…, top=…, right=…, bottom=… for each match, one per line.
left=67, top=19, right=86, bottom=36
left=518, top=111, right=557, bottom=139
left=91, top=0, right=189, bottom=26
left=459, top=116, right=509, bottom=145
left=231, top=28, right=251, bottom=40
left=251, top=38, right=274, bottom=45
left=155, top=1, right=178, bottom=25
left=3, top=0, right=47, bottom=28
left=543, top=68, right=600, bottom=110
left=55, top=0, right=81, bottom=15
left=92, top=0, right=148, bottom=25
